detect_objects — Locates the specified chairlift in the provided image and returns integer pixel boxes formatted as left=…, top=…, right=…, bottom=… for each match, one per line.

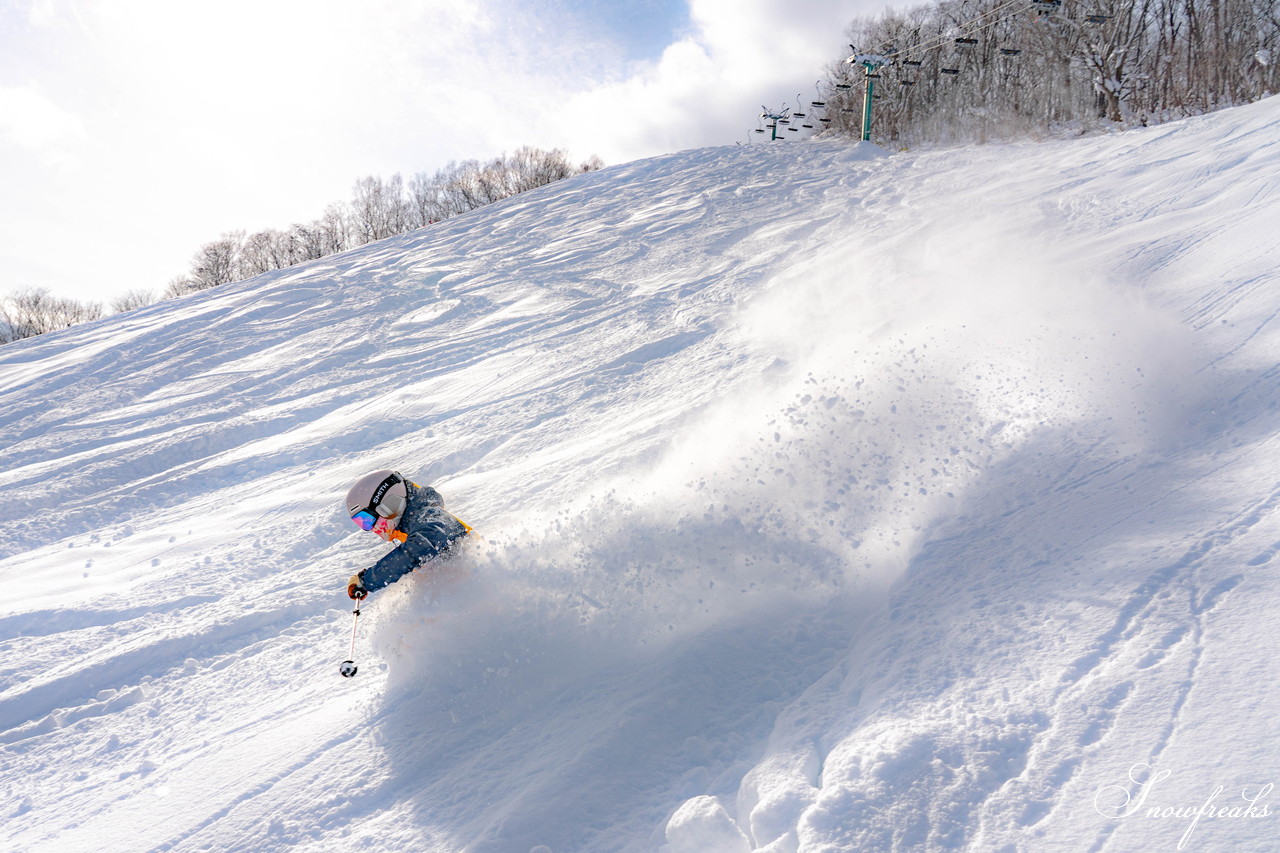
left=955, top=37, right=978, bottom=47
left=901, top=80, right=916, bottom=86
left=836, top=83, right=853, bottom=89
left=819, top=117, right=832, bottom=123
left=941, top=67, right=960, bottom=75
left=903, top=59, right=923, bottom=67
left=810, top=81, right=828, bottom=109
left=1001, top=47, right=1023, bottom=56
left=1086, top=13, right=1112, bottom=23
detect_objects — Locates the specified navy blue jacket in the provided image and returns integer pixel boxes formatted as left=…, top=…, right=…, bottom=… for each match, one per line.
left=360, top=482, right=469, bottom=592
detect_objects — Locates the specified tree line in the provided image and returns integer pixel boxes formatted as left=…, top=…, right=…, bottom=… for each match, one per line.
left=2, top=147, right=602, bottom=345
left=819, top=0, right=1279, bottom=147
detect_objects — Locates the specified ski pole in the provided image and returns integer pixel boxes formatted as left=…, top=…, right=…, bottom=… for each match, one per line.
left=339, top=597, right=363, bottom=678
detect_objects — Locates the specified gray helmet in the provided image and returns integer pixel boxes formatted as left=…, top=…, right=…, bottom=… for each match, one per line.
left=346, top=470, right=408, bottom=524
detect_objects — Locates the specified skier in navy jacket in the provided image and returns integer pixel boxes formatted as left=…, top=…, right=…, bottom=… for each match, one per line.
left=344, top=469, right=469, bottom=599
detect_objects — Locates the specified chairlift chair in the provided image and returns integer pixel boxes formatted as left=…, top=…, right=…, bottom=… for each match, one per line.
left=810, top=82, right=828, bottom=110
left=1001, top=48, right=1023, bottom=56
left=955, top=37, right=978, bottom=47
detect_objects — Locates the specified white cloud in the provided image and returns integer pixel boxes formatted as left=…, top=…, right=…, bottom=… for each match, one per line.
left=25, top=0, right=59, bottom=28
left=0, top=85, right=85, bottom=168
left=0, top=86, right=83, bottom=149
left=544, top=0, right=867, bottom=162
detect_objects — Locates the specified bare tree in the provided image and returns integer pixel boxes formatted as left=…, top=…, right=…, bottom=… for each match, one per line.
left=350, top=174, right=411, bottom=244
left=7, top=145, right=602, bottom=342
left=316, top=203, right=351, bottom=256
left=240, top=230, right=281, bottom=278
left=152, top=147, right=601, bottom=307
left=163, top=276, right=199, bottom=299
left=111, top=289, right=158, bottom=314
left=188, top=232, right=244, bottom=291
left=1, top=287, right=104, bottom=344
left=823, top=0, right=1279, bottom=147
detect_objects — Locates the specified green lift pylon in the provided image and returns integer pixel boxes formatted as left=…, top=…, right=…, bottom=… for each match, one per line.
left=846, top=53, right=888, bottom=142
left=759, top=106, right=790, bottom=141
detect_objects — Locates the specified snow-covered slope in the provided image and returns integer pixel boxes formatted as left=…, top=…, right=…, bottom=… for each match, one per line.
left=3, top=97, right=1280, bottom=852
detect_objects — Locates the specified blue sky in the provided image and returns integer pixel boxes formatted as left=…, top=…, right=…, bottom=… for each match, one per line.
left=0, top=0, right=873, bottom=304
left=515, top=0, right=693, bottom=63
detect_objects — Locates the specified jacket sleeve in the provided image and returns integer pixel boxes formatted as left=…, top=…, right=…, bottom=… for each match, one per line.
left=415, top=485, right=446, bottom=508
left=360, top=511, right=466, bottom=592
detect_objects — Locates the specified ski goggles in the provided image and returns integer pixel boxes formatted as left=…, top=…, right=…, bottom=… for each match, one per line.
left=351, top=510, right=380, bottom=531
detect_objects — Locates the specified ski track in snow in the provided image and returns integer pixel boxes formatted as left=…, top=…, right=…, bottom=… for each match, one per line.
left=3, top=98, right=1280, bottom=852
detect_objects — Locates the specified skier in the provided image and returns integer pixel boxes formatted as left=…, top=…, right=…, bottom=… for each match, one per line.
left=344, top=469, right=470, bottom=600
